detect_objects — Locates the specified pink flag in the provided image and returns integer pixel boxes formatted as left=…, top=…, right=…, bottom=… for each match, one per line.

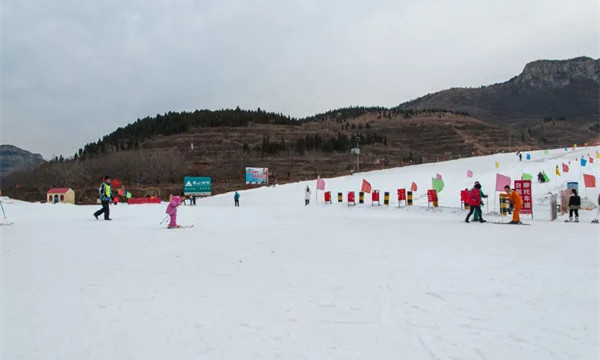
left=467, top=170, right=473, bottom=178
left=361, top=179, right=372, bottom=193
left=495, top=173, right=511, bottom=191
left=316, top=177, right=325, bottom=190
left=436, top=173, right=442, bottom=179
left=584, top=174, right=596, bottom=188
left=410, top=182, right=418, bottom=192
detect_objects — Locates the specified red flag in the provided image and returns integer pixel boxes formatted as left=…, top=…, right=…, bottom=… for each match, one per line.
left=467, top=170, right=473, bottom=178
left=361, top=179, right=372, bottom=193
left=316, top=177, right=325, bottom=190
left=589, top=157, right=594, bottom=164
left=583, top=174, right=596, bottom=188
left=410, top=182, right=418, bottom=192
left=562, top=163, right=569, bottom=173
left=436, top=173, right=442, bottom=179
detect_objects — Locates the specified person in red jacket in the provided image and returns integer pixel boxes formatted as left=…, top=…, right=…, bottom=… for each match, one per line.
left=465, top=183, right=486, bottom=223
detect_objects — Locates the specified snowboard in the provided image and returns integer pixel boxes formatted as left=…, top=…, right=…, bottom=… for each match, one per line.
left=166, top=225, right=194, bottom=229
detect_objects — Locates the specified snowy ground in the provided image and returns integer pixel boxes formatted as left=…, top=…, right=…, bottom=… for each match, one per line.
left=2, top=147, right=599, bottom=359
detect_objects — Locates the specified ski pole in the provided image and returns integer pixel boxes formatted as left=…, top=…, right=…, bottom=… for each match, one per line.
left=0, top=201, right=6, bottom=218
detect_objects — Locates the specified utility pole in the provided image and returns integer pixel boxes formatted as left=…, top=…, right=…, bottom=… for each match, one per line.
left=351, top=136, right=360, bottom=172
left=356, top=136, right=360, bottom=172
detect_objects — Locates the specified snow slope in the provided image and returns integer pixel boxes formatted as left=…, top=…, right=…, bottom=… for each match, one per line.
left=1, top=147, right=599, bottom=360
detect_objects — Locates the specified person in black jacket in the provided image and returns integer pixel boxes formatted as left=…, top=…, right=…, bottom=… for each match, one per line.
left=94, top=176, right=113, bottom=220
left=567, top=188, right=581, bottom=222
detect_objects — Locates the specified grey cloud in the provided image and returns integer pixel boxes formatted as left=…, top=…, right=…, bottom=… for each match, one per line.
left=1, top=0, right=597, bottom=158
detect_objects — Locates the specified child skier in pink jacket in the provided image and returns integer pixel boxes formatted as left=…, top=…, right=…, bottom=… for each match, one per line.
left=166, top=194, right=183, bottom=228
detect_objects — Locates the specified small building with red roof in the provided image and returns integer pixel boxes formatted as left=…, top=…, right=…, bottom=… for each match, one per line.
left=47, top=188, right=75, bottom=204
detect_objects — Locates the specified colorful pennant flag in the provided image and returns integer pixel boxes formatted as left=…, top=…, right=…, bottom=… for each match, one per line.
left=495, top=173, right=511, bottom=191
left=467, top=170, right=473, bottom=178
left=583, top=174, right=596, bottom=188
left=543, top=173, right=550, bottom=182
left=596, top=152, right=600, bottom=159
left=589, top=157, right=594, bottom=164
left=522, top=173, right=533, bottom=181
left=436, top=173, right=442, bottom=180
left=555, top=165, right=561, bottom=176
left=495, top=161, right=500, bottom=169
left=562, top=163, right=569, bottom=173
left=432, top=178, right=444, bottom=193
left=581, top=158, right=587, bottom=167
left=410, top=182, right=418, bottom=192
left=361, top=179, right=372, bottom=193
left=526, top=154, right=531, bottom=160
left=316, top=177, right=325, bottom=191
left=544, top=150, right=549, bottom=155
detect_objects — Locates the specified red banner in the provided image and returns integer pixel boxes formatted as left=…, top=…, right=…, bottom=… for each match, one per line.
left=514, top=180, right=532, bottom=215
left=427, top=189, right=436, bottom=202
left=397, top=189, right=406, bottom=201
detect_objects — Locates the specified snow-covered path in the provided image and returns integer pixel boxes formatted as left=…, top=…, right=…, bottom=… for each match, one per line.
left=2, top=147, right=599, bottom=359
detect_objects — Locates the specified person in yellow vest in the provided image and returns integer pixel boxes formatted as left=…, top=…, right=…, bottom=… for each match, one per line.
left=504, top=185, right=523, bottom=224
left=94, top=176, right=113, bottom=220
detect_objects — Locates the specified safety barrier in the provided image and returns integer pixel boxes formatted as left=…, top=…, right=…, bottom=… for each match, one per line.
left=499, top=193, right=509, bottom=216
left=372, top=190, right=380, bottom=206
left=397, top=189, right=406, bottom=207
left=427, top=189, right=438, bottom=207
left=348, top=191, right=356, bottom=206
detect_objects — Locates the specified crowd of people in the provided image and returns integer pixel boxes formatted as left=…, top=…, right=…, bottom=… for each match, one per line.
left=93, top=175, right=596, bottom=227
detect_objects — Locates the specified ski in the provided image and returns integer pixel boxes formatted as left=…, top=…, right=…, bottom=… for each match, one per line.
left=166, top=224, right=194, bottom=229
left=489, top=221, right=530, bottom=226
left=0, top=222, right=14, bottom=226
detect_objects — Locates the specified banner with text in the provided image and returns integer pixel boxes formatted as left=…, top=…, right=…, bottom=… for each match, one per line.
left=514, top=180, right=532, bottom=215
left=245, top=167, right=269, bottom=185
left=184, top=177, right=212, bottom=196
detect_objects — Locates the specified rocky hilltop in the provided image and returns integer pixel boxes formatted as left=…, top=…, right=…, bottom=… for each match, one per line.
left=515, top=57, right=599, bottom=87
left=396, top=57, right=600, bottom=126
left=0, top=145, right=45, bottom=177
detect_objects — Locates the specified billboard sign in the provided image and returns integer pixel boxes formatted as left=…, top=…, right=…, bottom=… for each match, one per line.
left=514, top=180, right=532, bottom=215
left=245, top=167, right=269, bottom=185
left=184, top=177, right=211, bottom=196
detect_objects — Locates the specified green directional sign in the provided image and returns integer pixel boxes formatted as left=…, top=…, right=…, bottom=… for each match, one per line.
left=184, top=177, right=211, bottom=196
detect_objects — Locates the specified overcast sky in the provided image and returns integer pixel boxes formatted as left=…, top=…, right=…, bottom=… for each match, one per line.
left=2, top=0, right=598, bottom=158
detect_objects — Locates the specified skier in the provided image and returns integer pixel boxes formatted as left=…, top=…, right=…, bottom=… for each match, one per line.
left=592, top=193, right=600, bottom=223
left=504, top=185, right=523, bottom=224
left=94, top=176, right=113, bottom=220
left=567, top=188, right=581, bottom=222
left=465, top=183, right=486, bottom=223
left=473, top=181, right=488, bottom=221
left=166, top=193, right=184, bottom=228
left=305, top=186, right=311, bottom=206
left=234, top=191, right=240, bottom=207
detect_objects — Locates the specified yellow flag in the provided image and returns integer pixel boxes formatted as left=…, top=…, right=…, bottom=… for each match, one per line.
left=596, top=151, right=600, bottom=159
left=495, top=161, right=499, bottom=169
left=555, top=165, right=561, bottom=176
